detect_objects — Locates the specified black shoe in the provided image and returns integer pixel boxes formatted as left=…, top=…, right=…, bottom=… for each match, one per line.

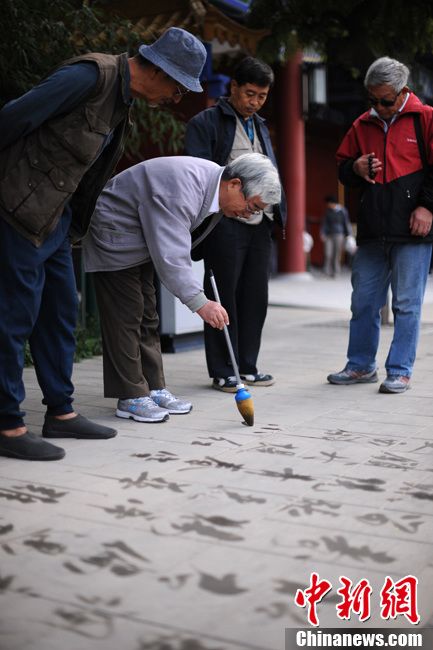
left=0, top=432, right=65, bottom=461
left=240, top=373, right=275, bottom=387
left=42, top=414, right=117, bottom=439
left=212, top=376, right=238, bottom=393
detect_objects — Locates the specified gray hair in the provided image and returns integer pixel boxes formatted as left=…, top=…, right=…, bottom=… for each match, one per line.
left=222, top=153, right=281, bottom=205
left=364, top=56, right=410, bottom=92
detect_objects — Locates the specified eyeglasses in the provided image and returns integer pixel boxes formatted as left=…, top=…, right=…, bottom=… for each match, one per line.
left=244, top=202, right=262, bottom=216
left=239, top=188, right=266, bottom=216
left=367, top=91, right=401, bottom=108
left=243, top=195, right=264, bottom=216
left=159, top=70, right=190, bottom=98
left=173, top=84, right=190, bottom=98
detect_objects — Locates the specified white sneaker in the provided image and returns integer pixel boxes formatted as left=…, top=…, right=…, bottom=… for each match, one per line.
left=150, top=388, right=192, bottom=414
left=116, top=397, right=169, bottom=423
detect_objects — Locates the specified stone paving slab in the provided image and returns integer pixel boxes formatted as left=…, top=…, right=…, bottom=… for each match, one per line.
left=1, top=276, right=433, bottom=649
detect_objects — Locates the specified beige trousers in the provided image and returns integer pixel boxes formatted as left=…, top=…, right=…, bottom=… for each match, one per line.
left=93, top=262, right=165, bottom=398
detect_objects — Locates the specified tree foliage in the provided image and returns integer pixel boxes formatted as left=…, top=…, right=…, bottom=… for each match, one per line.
left=126, top=100, right=186, bottom=160
left=0, top=0, right=185, bottom=155
left=249, top=0, right=433, bottom=73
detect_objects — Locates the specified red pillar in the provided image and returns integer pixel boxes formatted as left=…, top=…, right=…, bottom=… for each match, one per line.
left=277, top=52, right=306, bottom=273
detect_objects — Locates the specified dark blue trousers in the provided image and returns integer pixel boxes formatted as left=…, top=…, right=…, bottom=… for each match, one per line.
left=0, top=215, right=78, bottom=430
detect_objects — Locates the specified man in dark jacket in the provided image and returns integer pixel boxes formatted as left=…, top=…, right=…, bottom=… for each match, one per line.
left=185, top=57, right=286, bottom=392
left=327, top=56, right=433, bottom=394
left=0, top=27, right=207, bottom=460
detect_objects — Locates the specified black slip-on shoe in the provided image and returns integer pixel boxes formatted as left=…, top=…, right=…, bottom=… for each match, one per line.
left=0, top=432, right=65, bottom=461
left=42, top=414, right=117, bottom=439
left=240, top=373, right=275, bottom=387
left=212, top=377, right=238, bottom=393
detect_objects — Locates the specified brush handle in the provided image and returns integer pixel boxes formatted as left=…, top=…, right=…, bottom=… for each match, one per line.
left=209, top=270, right=243, bottom=387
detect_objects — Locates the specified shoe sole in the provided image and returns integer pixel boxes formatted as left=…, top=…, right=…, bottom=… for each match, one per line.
left=116, top=409, right=169, bottom=423
left=43, top=430, right=117, bottom=439
left=0, top=448, right=65, bottom=461
left=241, top=379, right=275, bottom=387
left=327, top=376, right=378, bottom=385
left=379, top=384, right=411, bottom=394
left=212, top=385, right=237, bottom=393
left=166, top=407, right=193, bottom=414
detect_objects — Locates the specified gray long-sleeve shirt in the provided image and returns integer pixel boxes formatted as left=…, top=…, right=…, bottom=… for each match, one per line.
left=82, top=156, right=223, bottom=312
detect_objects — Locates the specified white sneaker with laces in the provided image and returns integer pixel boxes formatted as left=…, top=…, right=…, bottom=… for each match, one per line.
left=150, top=388, right=192, bottom=414
left=116, top=397, right=169, bottom=423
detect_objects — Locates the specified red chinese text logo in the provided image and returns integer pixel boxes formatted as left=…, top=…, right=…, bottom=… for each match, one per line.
left=294, top=573, right=419, bottom=627
left=380, top=575, right=420, bottom=624
left=337, top=577, right=372, bottom=621
left=294, top=572, right=332, bottom=626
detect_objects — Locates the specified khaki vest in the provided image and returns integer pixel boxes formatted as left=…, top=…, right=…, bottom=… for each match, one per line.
left=0, top=52, right=131, bottom=246
left=227, top=116, right=273, bottom=226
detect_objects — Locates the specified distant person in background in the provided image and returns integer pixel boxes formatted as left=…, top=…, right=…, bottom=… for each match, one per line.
left=320, top=195, right=353, bottom=277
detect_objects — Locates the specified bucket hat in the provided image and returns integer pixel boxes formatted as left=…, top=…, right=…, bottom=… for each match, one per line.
left=138, top=27, right=207, bottom=93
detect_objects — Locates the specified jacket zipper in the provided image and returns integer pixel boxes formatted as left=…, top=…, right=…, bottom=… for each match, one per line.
left=382, top=129, right=388, bottom=183
left=381, top=128, right=388, bottom=238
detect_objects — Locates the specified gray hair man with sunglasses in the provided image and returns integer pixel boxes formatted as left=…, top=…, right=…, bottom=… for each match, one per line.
left=327, top=56, right=433, bottom=394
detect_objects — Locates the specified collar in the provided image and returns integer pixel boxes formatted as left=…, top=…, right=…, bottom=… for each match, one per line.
left=207, top=169, right=225, bottom=216
left=120, top=53, right=133, bottom=105
left=217, top=97, right=265, bottom=123
left=370, top=92, right=410, bottom=130
left=228, top=100, right=253, bottom=124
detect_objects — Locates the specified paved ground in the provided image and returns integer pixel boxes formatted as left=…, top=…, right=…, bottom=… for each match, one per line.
left=1, top=270, right=433, bottom=650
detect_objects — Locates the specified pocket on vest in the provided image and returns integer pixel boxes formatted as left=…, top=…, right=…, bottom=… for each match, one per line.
left=47, top=107, right=110, bottom=165
left=0, top=149, right=76, bottom=235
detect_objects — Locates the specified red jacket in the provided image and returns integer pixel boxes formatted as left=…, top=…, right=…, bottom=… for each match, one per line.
left=337, top=93, right=433, bottom=244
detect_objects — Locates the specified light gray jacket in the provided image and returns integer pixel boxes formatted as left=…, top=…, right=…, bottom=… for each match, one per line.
left=83, top=156, right=223, bottom=312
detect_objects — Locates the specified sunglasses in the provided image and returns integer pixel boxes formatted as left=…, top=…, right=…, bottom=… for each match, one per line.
left=367, top=91, right=401, bottom=108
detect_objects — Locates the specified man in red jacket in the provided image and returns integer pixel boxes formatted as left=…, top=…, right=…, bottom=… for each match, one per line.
left=327, top=57, right=433, bottom=394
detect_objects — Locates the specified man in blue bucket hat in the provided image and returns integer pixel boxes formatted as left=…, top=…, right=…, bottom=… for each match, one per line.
left=0, top=27, right=207, bottom=461
left=138, top=27, right=205, bottom=94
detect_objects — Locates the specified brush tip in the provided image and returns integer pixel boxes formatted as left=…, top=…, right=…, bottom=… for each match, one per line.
left=236, top=395, right=254, bottom=427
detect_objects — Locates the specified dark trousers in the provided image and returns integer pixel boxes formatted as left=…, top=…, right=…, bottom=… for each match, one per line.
left=93, top=262, right=165, bottom=398
left=0, top=215, right=77, bottom=430
left=203, top=217, right=272, bottom=378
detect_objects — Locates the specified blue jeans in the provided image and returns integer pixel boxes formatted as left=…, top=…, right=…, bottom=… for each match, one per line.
left=0, top=214, right=78, bottom=430
left=346, top=241, right=432, bottom=377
